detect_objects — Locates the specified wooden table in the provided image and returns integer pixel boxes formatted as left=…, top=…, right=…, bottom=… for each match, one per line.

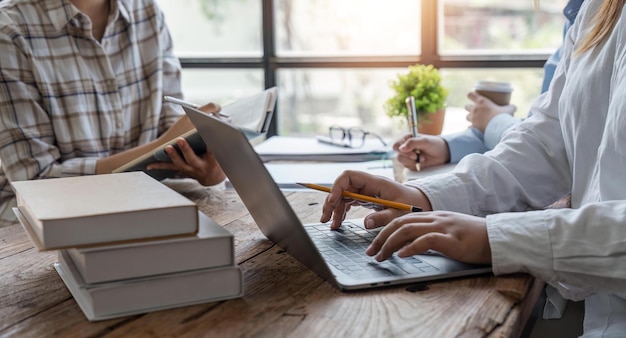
left=0, top=179, right=542, bottom=337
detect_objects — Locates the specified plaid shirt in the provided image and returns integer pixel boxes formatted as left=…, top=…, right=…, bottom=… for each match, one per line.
left=0, top=0, right=185, bottom=226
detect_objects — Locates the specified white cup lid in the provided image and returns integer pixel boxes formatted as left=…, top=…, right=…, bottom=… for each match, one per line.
left=474, top=81, right=513, bottom=93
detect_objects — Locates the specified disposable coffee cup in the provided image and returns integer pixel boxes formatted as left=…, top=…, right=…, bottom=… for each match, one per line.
left=474, top=81, right=513, bottom=106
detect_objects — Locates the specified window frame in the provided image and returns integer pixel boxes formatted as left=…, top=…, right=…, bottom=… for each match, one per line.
left=178, top=0, right=550, bottom=136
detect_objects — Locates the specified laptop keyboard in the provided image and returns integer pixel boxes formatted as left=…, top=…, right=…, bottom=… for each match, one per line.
left=305, top=221, right=438, bottom=279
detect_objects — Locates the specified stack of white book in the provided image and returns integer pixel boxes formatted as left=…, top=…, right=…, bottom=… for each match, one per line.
left=12, top=172, right=242, bottom=321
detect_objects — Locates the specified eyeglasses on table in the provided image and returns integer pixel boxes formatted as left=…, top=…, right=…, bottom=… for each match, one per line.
left=317, top=126, right=388, bottom=148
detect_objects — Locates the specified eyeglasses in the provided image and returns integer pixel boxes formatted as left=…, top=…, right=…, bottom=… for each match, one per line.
left=320, top=126, right=388, bottom=148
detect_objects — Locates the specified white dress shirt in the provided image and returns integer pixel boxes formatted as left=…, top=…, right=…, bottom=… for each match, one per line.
left=408, top=1, right=626, bottom=336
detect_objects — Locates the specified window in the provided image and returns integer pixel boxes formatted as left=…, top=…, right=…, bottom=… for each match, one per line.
left=157, top=0, right=262, bottom=57
left=275, top=0, right=420, bottom=56
left=159, top=0, right=568, bottom=138
left=441, top=1, right=567, bottom=55
left=277, top=68, right=404, bottom=137
left=157, top=0, right=266, bottom=110
left=180, top=69, right=264, bottom=107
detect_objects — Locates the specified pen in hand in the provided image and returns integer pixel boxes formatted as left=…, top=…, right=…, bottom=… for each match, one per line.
left=405, top=96, right=421, bottom=171
left=297, top=182, right=422, bottom=212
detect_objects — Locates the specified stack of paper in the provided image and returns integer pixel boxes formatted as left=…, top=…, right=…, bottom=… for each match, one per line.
left=253, top=136, right=393, bottom=162
left=12, top=172, right=242, bottom=321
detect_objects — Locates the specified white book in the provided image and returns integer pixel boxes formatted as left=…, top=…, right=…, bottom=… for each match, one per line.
left=55, top=251, right=243, bottom=321
left=12, top=172, right=198, bottom=250
left=66, top=211, right=234, bottom=284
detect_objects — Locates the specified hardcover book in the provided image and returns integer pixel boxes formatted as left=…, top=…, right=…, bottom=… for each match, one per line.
left=12, top=172, right=198, bottom=250
left=67, top=211, right=234, bottom=284
left=55, top=251, right=243, bottom=321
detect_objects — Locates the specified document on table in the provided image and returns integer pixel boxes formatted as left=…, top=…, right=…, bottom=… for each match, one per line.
left=226, top=160, right=395, bottom=190
left=253, top=136, right=393, bottom=162
left=403, top=163, right=456, bottom=181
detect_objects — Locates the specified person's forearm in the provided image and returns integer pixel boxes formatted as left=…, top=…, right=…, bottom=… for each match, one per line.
left=95, top=137, right=173, bottom=174
left=96, top=113, right=197, bottom=174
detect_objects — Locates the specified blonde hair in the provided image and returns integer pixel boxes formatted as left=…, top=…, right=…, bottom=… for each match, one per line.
left=577, top=0, right=625, bottom=53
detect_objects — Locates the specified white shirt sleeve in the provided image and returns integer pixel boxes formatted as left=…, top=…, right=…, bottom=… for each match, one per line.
left=487, top=202, right=626, bottom=300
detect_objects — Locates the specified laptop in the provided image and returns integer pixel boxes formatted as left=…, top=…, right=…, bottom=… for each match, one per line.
left=182, top=106, right=492, bottom=291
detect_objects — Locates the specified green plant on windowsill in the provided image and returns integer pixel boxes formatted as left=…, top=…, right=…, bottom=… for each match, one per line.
left=384, top=64, right=448, bottom=135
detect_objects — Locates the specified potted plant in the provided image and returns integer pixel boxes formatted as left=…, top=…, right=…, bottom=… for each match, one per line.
left=384, top=64, right=448, bottom=135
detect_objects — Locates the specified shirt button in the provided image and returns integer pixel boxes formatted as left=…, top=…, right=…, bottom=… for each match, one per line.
left=116, top=121, right=123, bottom=128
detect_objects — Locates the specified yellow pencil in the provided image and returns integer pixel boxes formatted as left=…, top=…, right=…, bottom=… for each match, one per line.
left=297, top=182, right=422, bottom=212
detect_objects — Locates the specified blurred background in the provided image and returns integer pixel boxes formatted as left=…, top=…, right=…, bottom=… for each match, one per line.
left=157, top=0, right=568, bottom=138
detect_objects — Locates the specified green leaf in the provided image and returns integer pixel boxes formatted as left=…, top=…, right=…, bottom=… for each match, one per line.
left=384, top=64, right=448, bottom=122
